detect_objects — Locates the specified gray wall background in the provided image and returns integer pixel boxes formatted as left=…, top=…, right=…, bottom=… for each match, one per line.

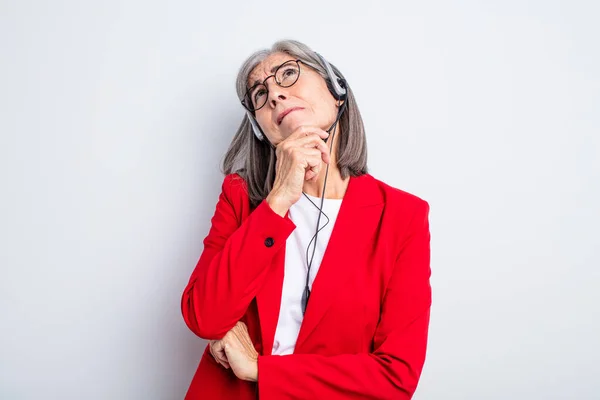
left=1, top=0, right=598, bottom=399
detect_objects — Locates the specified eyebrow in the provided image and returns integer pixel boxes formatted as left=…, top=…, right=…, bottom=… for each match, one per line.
left=250, top=62, right=285, bottom=87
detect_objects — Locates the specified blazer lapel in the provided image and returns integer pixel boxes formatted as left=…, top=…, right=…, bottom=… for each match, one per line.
left=295, top=174, right=384, bottom=351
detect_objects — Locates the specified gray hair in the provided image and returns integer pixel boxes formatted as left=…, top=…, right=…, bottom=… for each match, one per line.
left=221, top=39, right=368, bottom=210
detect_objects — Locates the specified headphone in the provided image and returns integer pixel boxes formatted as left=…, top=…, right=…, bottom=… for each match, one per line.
left=244, top=51, right=349, bottom=316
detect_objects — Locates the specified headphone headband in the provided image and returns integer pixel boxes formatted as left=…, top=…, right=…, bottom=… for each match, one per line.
left=314, top=52, right=347, bottom=101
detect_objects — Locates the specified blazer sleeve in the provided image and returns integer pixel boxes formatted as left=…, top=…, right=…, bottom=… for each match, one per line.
left=257, top=199, right=431, bottom=400
left=181, top=174, right=296, bottom=340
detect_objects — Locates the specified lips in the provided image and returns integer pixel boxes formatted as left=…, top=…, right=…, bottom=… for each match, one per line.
left=277, top=107, right=303, bottom=125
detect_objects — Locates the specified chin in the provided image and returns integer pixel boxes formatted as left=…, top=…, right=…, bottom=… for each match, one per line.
left=286, top=117, right=319, bottom=133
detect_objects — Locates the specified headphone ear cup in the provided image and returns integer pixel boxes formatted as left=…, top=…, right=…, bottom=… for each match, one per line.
left=326, top=78, right=347, bottom=101
left=336, top=78, right=348, bottom=100
left=325, top=80, right=338, bottom=100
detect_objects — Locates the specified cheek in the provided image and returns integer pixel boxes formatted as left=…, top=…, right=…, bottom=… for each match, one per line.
left=255, top=113, right=279, bottom=138
left=305, top=87, right=337, bottom=120
left=254, top=108, right=272, bottom=125
left=313, top=99, right=338, bottom=126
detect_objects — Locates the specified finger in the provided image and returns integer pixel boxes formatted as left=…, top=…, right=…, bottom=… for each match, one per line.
left=294, top=132, right=330, bottom=151
left=222, top=342, right=232, bottom=360
left=213, top=345, right=228, bottom=362
left=216, top=353, right=230, bottom=369
left=299, top=152, right=324, bottom=181
left=297, top=137, right=331, bottom=164
left=300, top=141, right=330, bottom=166
left=216, top=356, right=230, bottom=368
left=294, top=147, right=323, bottom=163
left=214, top=348, right=227, bottom=362
left=216, top=358, right=229, bottom=369
left=294, top=130, right=329, bottom=144
left=209, top=344, right=228, bottom=369
left=296, top=148, right=325, bottom=172
left=209, top=343, right=217, bottom=358
left=304, top=166, right=321, bottom=182
left=212, top=341, right=230, bottom=363
left=209, top=341, right=220, bottom=358
left=293, top=126, right=330, bottom=140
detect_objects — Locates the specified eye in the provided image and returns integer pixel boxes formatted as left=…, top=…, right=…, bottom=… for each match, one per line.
left=253, top=88, right=267, bottom=103
left=283, top=67, right=297, bottom=76
left=281, top=67, right=298, bottom=79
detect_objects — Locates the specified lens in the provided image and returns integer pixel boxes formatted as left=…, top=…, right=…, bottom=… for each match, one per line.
left=243, top=60, right=300, bottom=112
left=276, top=61, right=300, bottom=87
left=248, top=84, right=268, bottom=111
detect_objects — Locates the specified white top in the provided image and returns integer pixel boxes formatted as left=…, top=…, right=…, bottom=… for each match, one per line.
left=271, top=193, right=343, bottom=355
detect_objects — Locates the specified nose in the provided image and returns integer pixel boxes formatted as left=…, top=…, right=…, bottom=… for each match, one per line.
left=265, top=79, right=288, bottom=108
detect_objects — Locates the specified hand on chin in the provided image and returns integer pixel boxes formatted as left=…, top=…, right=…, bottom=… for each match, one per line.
left=279, top=116, right=314, bottom=138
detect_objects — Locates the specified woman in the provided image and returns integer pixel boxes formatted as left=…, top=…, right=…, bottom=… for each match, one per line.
left=181, top=39, right=431, bottom=399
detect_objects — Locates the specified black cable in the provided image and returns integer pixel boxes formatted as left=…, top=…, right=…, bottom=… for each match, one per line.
left=301, top=96, right=348, bottom=315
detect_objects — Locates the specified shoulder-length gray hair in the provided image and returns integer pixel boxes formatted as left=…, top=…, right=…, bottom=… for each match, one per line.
left=221, top=39, right=368, bottom=210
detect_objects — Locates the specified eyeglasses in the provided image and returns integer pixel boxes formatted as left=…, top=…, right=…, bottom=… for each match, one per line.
left=241, top=59, right=302, bottom=112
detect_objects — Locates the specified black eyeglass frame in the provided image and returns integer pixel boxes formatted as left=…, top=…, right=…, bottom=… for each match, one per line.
left=241, top=59, right=303, bottom=113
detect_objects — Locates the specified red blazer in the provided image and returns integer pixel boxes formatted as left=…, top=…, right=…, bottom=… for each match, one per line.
left=181, top=172, right=431, bottom=399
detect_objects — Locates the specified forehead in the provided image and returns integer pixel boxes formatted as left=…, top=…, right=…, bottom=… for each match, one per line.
left=247, top=52, right=294, bottom=87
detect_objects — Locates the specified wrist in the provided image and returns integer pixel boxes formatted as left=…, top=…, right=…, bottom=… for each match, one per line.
left=266, top=193, right=289, bottom=217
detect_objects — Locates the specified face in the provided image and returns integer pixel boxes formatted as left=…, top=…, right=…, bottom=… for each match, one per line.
left=247, top=52, right=340, bottom=146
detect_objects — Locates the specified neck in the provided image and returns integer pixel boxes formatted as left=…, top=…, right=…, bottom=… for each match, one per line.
left=303, top=167, right=349, bottom=199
